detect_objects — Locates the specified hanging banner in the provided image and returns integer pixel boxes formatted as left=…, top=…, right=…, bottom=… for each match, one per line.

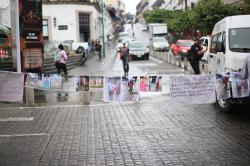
left=121, top=76, right=140, bottom=102
left=215, top=73, right=231, bottom=99
left=76, top=76, right=90, bottom=91
left=19, top=0, right=43, bottom=72
left=104, top=77, right=121, bottom=102
left=90, top=76, right=104, bottom=89
left=62, top=76, right=76, bottom=92
left=139, top=76, right=150, bottom=92
left=169, top=75, right=216, bottom=104
left=0, top=71, right=24, bottom=102
left=230, top=72, right=249, bottom=98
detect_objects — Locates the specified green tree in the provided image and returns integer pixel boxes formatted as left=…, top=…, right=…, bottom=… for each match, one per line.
left=193, top=0, right=240, bottom=34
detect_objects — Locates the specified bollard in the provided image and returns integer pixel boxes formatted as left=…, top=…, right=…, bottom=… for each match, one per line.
left=25, top=87, right=35, bottom=106
left=83, top=91, right=90, bottom=105
left=172, top=55, right=176, bottom=65
left=168, top=53, right=171, bottom=63
left=176, top=56, right=182, bottom=67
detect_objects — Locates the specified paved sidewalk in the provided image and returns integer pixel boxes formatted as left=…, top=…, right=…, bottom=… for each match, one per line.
left=0, top=99, right=250, bottom=166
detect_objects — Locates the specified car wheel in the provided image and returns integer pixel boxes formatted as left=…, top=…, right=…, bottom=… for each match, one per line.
left=77, top=47, right=84, bottom=54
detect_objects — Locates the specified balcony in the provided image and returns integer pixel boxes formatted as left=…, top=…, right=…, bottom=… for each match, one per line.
left=42, top=0, right=100, bottom=10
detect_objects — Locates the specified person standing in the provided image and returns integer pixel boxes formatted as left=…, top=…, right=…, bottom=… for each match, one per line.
left=95, top=40, right=102, bottom=60
left=189, top=38, right=207, bottom=74
left=55, top=44, right=68, bottom=96
left=120, top=43, right=130, bottom=76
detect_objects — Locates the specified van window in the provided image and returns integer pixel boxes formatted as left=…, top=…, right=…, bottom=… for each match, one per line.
left=211, top=33, right=219, bottom=53
left=229, top=28, right=250, bottom=53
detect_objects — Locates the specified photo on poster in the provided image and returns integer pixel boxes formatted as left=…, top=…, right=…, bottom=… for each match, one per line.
left=62, top=76, right=76, bottom=92
left=231, top=75, right=249, bottom=98
left=50, top=74, right=62, bottom=91
left=215, top=74, right=231, bottom=99
left=104, top=77, right=121, bottom=102
left=121, top=76, right=139, bottom=102
left=90, top=76, right=104, bottom=89
left=42, top=74, right=51, bottom=90
left=139, top=76, right=149, bottom=92
left=149, top=76, right=162, bottom=92
left=76, top=76, right=90, bottom=91
left=25, top=73, right=43, bottom=89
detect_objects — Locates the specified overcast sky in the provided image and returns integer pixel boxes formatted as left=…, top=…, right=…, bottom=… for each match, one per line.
left=121, top=0, right=140, bottom=15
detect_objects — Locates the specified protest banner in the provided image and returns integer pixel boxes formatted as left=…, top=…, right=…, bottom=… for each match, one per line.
left=230, top=72, right=249, bottom=98
left=62, top=76, right=76, bottom=92
left=0, top=71, right=24, bottom=102
left=215, top=73, right=231, bottom=99
left=26, top=73, right=43, bottom=89
left=90, top=76, right=104, bottom=89
left=76, top=76, right=90, bottom=91
left=169, top=75, right=216, bottom=104
left=104, top=77, right=121, bottom=102
left=149, top=76, right=162, bottom=92
left=121, top=76, right=139, bottom=102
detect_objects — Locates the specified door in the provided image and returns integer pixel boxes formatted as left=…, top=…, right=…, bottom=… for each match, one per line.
left=79, top=13, right=90, bottom=42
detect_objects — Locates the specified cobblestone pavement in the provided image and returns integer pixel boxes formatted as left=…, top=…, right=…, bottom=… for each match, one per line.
left=0, top=99, right=250, bottom=166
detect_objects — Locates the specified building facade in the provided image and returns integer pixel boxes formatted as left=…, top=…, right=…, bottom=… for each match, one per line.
left=0, top=0, right=11, bottom=28
left=42, top=0, right=101, bottom=43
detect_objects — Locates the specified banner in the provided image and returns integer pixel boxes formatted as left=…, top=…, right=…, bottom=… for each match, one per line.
left=0, top=71, right=24, bottom=102
left=90, top=76, right=104, bottom=89
left=26, top=73, right=62, bottom=91
left=121, top=76, right=140, bottom=102
left=104, top=77, right=121, bottom=102
left=169, top=75, right=216, bottom=104
left=19, top=0, right=43, bottom=72
left=76, top=76, right=90, bottom=91
left=215, top=73, right=231, bottom=99
left=62, top=76, right=76, bottom=92
left=230, top=72, right=249, bottom=98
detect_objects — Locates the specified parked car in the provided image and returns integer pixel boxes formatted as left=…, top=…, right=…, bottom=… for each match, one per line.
left=171, top=39, right=194, bottom=57
left=128, top=41, right=149, bottom=60
left=118, top=32, right=129, bottom=42
left=117, top=37, right=133, bottom=52
left=72, top=41, right=88, bottom=54
left=152, top=37, right=169, bottom=51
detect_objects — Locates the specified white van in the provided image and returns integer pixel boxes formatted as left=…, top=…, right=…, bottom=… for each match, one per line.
left=208, top=15, right=250, bottom=111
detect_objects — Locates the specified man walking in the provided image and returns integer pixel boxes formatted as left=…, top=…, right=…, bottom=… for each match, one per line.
left=189, top=38, right=207, bottom=74
left=120, top=43, right=130, bottom=76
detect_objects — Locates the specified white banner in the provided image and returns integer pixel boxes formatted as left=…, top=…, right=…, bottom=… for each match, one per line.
left=0, top=71, right=24, bottom=102
left=215, top=73, right=231, bottom=99
left=169, top=75, right=216, bottom=104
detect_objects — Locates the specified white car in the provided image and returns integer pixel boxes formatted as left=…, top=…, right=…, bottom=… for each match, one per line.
left=152, top=37, right=169, bottom=51
left=118, top=32, right=129, bottom=42
left=72, top=42, right=88, bottom=53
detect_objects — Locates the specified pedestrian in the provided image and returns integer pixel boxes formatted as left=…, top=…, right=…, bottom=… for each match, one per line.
left=241, top=55, right=250, bottom=79
left=189, top=38, right=207, bottom=74
left=95, top=40, right=102, bottom=60
left=55, top=44, right=68, bottom=96
left=120, top=43, right=130, bottom=76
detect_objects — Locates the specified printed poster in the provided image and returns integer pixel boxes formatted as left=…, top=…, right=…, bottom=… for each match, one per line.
left=25, top=73, right=43, bottom=89
left=121, top=76, right=139, bottom=102
left=215, top=73, right=231, bottom=99
left=76, top=76, right=90, bottom=91
left=90, top=76, right=104, bottom=89
left=230, top=72, right=249, bottom=98
left=169, top=75, right=216, bottom=104
left=62, top=76, right=76, bottom=92
left=0, top=71, right=24, bottom=102
left=139, top=76, right=149, bottom=92
left=104, top=77, right=121, bottom=102
left=149, top=76, right=162, bottom=92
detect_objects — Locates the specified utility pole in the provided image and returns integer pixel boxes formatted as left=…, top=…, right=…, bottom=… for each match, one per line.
left=100, top=0, right=105, bottom=58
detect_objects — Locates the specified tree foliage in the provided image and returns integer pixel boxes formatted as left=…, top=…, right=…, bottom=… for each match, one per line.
left=143, top=0, right=242, bottom=35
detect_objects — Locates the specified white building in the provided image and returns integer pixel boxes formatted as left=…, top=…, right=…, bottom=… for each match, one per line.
left=42, top=0, right=101, bottom=43
left=154, top=0, right=198, bottom=11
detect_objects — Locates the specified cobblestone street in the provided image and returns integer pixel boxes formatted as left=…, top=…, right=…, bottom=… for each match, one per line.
left=0, top=99, right=250, bottom=166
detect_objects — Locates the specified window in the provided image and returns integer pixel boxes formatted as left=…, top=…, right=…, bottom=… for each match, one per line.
left=229, top=28, right=250, bottom=53
left=211, top=33, right=220, bottom=53
left=43, top=19, right=49, bottom=40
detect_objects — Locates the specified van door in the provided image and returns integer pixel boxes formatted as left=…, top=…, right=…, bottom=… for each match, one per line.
left=216, top=32, right=226, bottom=73
left=208, top=34, right=220, bottom=74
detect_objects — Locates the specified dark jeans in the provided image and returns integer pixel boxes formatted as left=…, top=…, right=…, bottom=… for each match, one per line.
left=190, top=59, right=200, bottom=75
left=55, top=62, right=68, bottom=75
left=122, top=58, right=129, bottom=74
